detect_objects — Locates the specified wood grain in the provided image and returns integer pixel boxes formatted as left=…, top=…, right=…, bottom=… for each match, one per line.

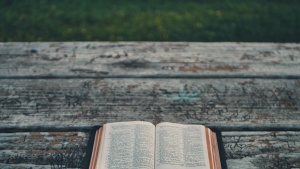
left=1, top=42, right=300, bottom=168
left=1, top=131, right=299, bottom=169
left=0, top=132, right=89, bottom=169
left=0, top=78, right=300, bottom=129
left=224, top=131, right=300, bottom=169
left=1, top=42, right=300, bottom=78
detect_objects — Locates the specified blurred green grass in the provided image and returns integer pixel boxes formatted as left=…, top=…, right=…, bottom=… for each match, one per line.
left=1, top=0, right=300, bottom=42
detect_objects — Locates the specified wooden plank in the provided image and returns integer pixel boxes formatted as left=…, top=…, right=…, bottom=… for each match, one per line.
left=0, top=132, right=89, bottom=169
left=223, top=131, right=300, bottom=169
left=1, top=42, right=300, bottom=77
left=1, top=78, right=300, bottom=129
left=0, top=131, right=299, bottom=169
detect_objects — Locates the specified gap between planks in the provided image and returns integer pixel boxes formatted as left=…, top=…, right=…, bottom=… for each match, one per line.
left=1, top=74, right=300, bottom=79
left=1, top=124, right=300, bottom=133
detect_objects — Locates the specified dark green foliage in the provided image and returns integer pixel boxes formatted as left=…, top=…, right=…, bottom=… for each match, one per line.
left=1, top=0, right=300, bottom=42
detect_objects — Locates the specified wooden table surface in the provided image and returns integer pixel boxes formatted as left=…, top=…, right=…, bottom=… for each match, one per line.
left=0, top=42, right=300, bottom=169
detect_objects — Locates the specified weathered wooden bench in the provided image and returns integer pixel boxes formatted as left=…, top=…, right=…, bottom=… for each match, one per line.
left=0, top=42, right=300, bottom=169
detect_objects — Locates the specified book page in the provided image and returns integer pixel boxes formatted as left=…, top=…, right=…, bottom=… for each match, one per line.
left=155, top=122, right=210, bottom=169
left=98, top=121, right=155, bottom=169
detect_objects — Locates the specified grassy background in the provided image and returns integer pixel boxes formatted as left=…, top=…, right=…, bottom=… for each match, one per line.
left=1, top=0, right=300, bottom=42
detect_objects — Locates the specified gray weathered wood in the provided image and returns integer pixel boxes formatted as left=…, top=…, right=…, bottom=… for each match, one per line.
left=223, top=131, right=300, bottom=169
left=0, top=131, right=89, bottom=169
left=1, top=42, right=300, bottom=78
left=1, top=42, right=300, bottom=168
left=1, top=78, right=300, bottom=129
left=1, top=131, right=299, bottom=169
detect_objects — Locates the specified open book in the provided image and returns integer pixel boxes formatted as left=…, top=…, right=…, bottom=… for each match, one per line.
left=89, top=121, right=222, bottom=169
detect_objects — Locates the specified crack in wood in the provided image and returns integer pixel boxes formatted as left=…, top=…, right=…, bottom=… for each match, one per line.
left=111, top=59, right=150, bottom=69
left=70, top=69, right=109, bottom=75
left=179, top=64, right=249, bottom=72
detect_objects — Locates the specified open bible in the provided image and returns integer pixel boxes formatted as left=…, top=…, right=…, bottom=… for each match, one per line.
left=89, top=121, right=222, bottom=169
